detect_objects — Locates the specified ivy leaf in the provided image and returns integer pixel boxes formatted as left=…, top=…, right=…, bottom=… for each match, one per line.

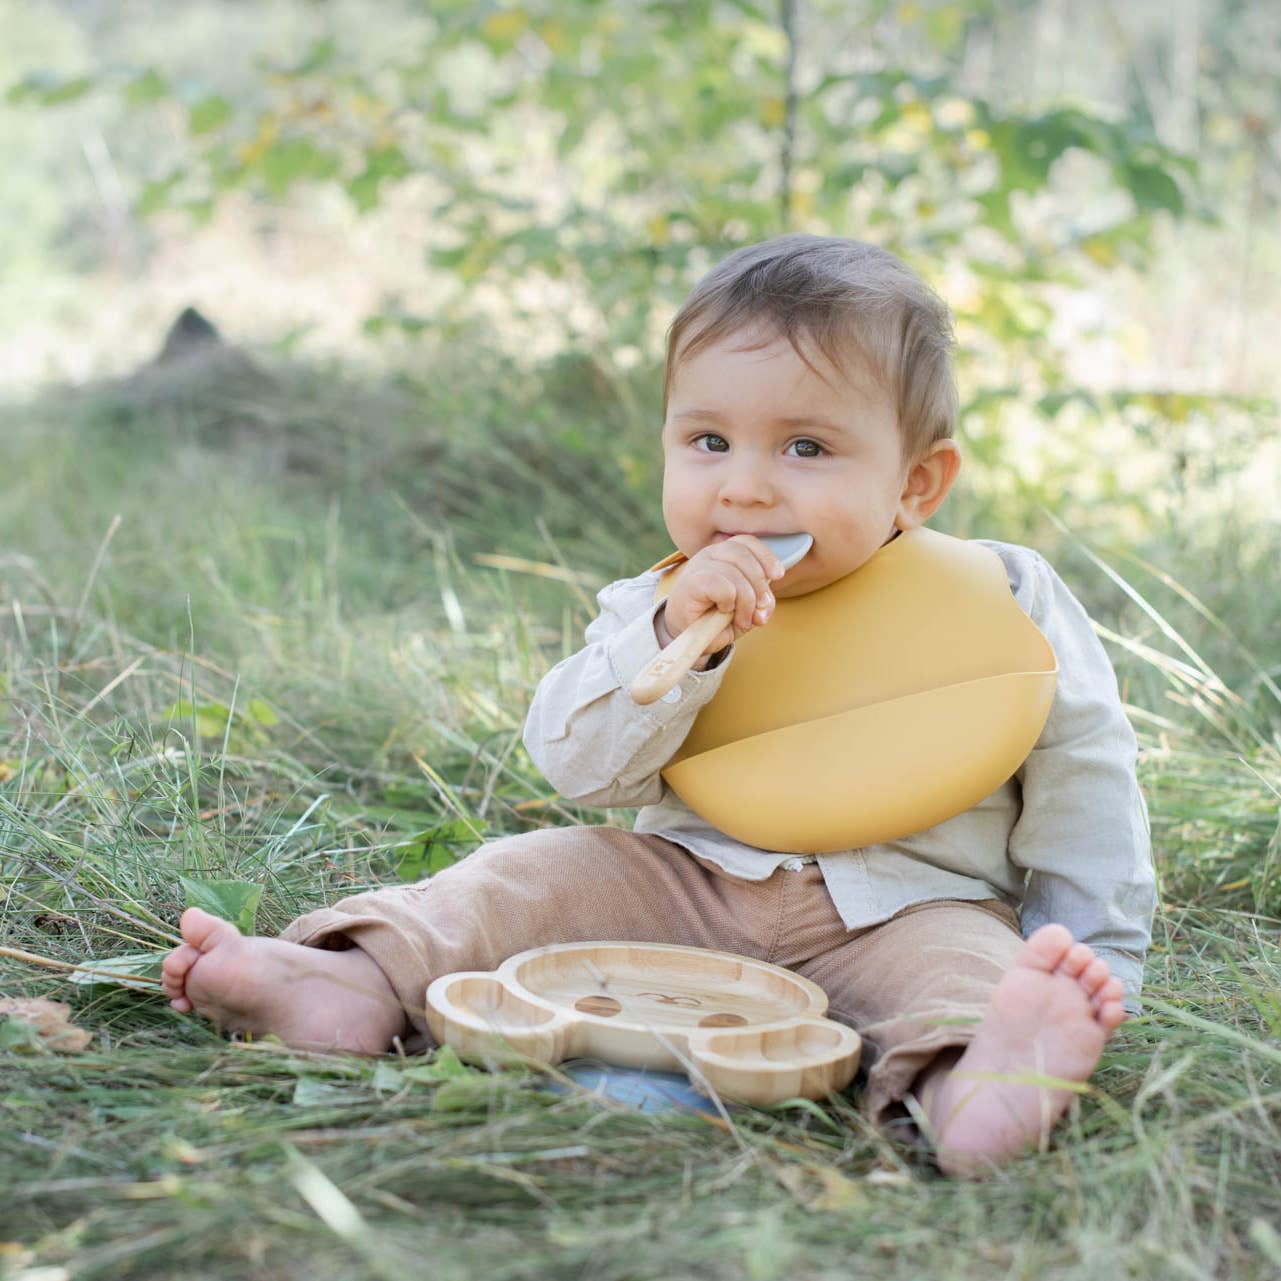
left=179, top=876, right=263, bottom=935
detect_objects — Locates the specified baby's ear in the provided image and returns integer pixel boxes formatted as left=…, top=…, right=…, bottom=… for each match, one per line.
left=895, top=439, right=961, bottom=530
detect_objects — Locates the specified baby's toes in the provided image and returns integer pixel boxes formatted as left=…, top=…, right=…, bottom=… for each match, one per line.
left=1092, top=976, right=1127, bottom=1030
left=162, top=943, right=200, bottom=1010
left=1021, top=923, right=1074, bottom=971
left=1078, top=955, right=1113, bottom=998
left=1056, top=940, right=1096, bottom=981
left=161, top=943, right=199, bottom=987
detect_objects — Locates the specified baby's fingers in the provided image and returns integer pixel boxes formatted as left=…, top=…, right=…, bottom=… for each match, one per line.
left=679, top=566, right=756, bottom=636
left=704, top=568, right=759, bottom=633
left=717, top=537, right=783, bottom=606
left=724, top=564, right=770, bottom=632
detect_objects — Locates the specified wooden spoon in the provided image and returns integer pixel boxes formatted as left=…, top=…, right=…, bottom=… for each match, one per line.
left=630, top=533, right=813, bottom=705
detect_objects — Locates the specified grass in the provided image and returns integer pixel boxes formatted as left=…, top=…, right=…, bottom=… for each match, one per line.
left=1, top=349, right=1280, bottom=1280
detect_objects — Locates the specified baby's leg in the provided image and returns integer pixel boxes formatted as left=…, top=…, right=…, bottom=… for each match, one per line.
left=163, top=827, right=755, bottom=1052
left=794, top=899, right=1125, bottom=1176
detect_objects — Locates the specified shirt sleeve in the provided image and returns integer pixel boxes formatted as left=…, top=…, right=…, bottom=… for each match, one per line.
left=1004, top=549, right=1157, bottom=1014
left=522, top=573, right=733, bottom=808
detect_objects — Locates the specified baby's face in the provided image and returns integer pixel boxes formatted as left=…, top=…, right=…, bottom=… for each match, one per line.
left=661, top=326, right=912, bottom=598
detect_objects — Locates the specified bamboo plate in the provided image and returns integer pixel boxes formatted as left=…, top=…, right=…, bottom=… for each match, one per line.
left=424, top=941, right=862, bottom=1105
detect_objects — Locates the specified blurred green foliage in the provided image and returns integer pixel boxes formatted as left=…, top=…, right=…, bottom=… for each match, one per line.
left=8, top=0, right=1200, bottom=354
left=4, top=0, right=1278, bottom=546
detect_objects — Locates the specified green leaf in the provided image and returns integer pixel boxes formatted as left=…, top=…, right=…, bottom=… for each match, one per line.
left=284, top=38, right=338, bottom=76
left=372, top=1062, right=406, bottom=1092
left=395, top=816, right=484, bottom=881
left=505, top=226, right=561, bottom=264
left=8, top=72, right=93, bottom=106
left=164, top=699, right=232, bottom=740
left=431, top=1078, right=496, bottom=1112
left=137, top=175, right=179, bottom=217
left=292, top=1077, right=362, bottom=1107
left=427, top=843, right=458, bottom=875
left=125, top=69, right=168, bottom=106
left=45, top=75, right=93, bottom=105
left=347, top=144, right=411, bottom=213
left=435, top=817, right=486, bottom=843
left=189, top=96, right=232, bottom=135
left=0, top=1017, right=43, bottom=1052
left=1125, top=162, right=1184, bottom=216
left=401, top=1045, right=476, bottom=1084
left=394, top=836, right=461, bottom=882
left=394, top=841, right=431, bottom=882
left=346, top=172, right=381, bottom=215
left=246, top=698, right=278, bottom=726
left=255, top=138, right=341, bottom=198
left=378, top=781, right=436, bottom=808
left=179, top=876, right=263, bottom=935
left=69, top=951, right=164, bottom=992
left=429, top=245, right=473, bottom=270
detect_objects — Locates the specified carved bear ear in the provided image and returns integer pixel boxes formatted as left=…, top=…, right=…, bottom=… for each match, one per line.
left=425, top=941, right=861, bottom=1105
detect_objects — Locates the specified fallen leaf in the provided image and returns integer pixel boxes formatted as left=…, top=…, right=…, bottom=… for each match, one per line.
left=0, top=996, right=93, bottom=1053
left=773, top=1161, right=864, bottom=1212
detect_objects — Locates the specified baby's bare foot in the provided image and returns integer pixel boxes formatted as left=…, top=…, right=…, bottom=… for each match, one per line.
left=161, top=907, right=407, bottom=1053
left=920, top=924, right=1127, bottom=1177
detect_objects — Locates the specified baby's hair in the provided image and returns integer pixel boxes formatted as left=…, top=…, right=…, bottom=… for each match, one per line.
left=663, top=234, right=958, bottom=462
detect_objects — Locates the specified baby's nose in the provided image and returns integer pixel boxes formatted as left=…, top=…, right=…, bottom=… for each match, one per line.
left=717, top=459, right=776, bottom=506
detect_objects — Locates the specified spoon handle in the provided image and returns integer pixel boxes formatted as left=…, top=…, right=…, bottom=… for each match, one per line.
left=630, top=608, right=731, bottom=705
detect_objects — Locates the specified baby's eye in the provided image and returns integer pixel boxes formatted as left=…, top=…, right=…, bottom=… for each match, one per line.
left=695, top=433, right=730, bottom=453
left=786, top=438, right=825, bottom=459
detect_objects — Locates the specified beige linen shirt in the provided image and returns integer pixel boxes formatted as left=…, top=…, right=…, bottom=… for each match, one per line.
left=523, top=539, right=1155, bottom=1012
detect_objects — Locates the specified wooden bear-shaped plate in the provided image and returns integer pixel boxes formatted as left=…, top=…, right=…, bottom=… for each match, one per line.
left=424, top=941, right=862, bottom=1105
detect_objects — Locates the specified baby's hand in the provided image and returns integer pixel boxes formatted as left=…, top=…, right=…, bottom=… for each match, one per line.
left=659, top=536, right=786, bottom=658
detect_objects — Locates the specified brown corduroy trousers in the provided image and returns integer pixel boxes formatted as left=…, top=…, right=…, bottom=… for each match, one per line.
left=281, top=826, right=1024, bottom=1126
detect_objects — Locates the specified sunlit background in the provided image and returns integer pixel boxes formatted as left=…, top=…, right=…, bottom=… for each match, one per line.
left=5, top=1, right=1278, bottom=511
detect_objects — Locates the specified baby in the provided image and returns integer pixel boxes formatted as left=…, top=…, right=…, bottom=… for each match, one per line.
left=162, top=234, right=1155, bottom=1176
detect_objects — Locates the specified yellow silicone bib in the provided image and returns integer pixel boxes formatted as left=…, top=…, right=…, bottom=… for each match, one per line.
left=653, top=529, right=1057, bottom=853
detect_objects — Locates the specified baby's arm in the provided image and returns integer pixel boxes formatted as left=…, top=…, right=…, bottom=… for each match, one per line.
left=522, top=570, right=732, bottom=807
left=1004, top=550, right=1157, bottom=1013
